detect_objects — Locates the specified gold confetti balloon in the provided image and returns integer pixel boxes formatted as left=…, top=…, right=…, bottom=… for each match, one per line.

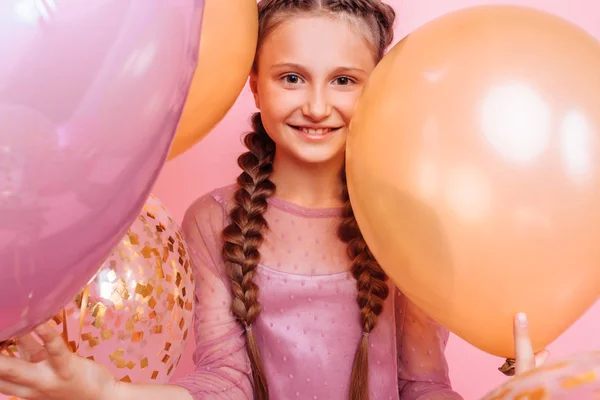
left=482, top=351, right=600, bottom=399
left=58, top=194, right=194, bottom=384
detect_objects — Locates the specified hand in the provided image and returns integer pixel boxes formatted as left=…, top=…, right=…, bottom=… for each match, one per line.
left=513, top=312, right=549, bottom=375
left=0, top=323, right=117, bottom=400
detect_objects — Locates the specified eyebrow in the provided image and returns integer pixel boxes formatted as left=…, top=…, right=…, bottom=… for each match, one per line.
left=270, top=62, right=367, bottom=75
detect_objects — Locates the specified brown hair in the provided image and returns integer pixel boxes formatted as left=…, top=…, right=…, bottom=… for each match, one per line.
left=222, top=1, right=396, bottom=399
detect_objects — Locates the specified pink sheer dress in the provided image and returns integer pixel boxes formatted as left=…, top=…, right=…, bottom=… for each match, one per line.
left=176, top=185, right=462, bottom=400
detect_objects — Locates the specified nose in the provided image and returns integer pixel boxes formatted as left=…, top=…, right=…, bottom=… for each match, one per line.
left=301, top=85, right=331, bottom=121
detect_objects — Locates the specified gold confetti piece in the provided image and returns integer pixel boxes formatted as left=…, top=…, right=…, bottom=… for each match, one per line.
left=128, top=232, right=140, bottom=245
left=92, top=303, right=107, bottom=318
left=120, top=376, right=132, bottom=383
left=512, top=388, right=547, bottom=400
left=125, top=320, right=135, bottom=332
left=165, top=343, right=172, bottom=351
left=561, top=371, right=597, bottom=388
left=140, top=357, right=149, bottom=369
left=110, top=349, right=125, bottom=362
left=135, top=283, right=153, bottom=298
left=161, top=354, right=170, bottom=364
left=131, top=331, right=144, bottom=342
left=151, top=371, right=159, bottom=380
left=126, top=361, right=136, bottom=370
left=67, top=341, right=78, bottom=353
left=141, top=246, right=158, bottom=259
left=133, top=311, right=142, bottom=322
left=101, top=330, right=113, bottom=340
left=106, top=269, right=118, bottom=282
left=148, top=296, right=157, bottom=309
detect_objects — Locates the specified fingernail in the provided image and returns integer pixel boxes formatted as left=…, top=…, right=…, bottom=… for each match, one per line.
left=516, top=312, right=528, bottom=327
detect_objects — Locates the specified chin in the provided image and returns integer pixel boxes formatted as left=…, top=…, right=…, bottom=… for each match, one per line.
left=290, top=147, right=346, bottom=166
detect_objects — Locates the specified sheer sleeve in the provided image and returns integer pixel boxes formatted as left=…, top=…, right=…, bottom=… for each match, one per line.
left=396, top=290, right=463, bottom=400
left=175, top=193, right=253, bottom=400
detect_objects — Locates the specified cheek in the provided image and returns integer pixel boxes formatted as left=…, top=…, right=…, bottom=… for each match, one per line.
left=334, top=91, right=363, bottom=124
left=260, top=84, right=304, bottom=117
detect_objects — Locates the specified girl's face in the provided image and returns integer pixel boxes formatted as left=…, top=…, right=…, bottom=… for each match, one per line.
left=250, top=15, right=377, bottom=166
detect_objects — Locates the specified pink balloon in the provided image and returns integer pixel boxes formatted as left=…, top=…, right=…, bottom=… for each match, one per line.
left=0, top=0, right=204, bottom=340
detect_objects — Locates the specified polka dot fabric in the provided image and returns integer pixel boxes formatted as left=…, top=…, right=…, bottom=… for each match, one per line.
left=176, top=185, right=462, bottom=400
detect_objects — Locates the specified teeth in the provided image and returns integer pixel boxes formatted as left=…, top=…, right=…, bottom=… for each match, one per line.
left=299, top=127, right=332, bottom=135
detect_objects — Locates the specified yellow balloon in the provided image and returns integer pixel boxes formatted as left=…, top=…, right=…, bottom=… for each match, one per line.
left=168, top=0, right=258, bottom=160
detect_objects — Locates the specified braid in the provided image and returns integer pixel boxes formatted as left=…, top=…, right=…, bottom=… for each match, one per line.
left=338, top=168, right=389, bottom=400
left=222, top=112, right=275, bottom=400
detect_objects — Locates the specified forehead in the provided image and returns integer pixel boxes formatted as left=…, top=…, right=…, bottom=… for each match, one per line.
left=257, top=15, right=376, bottom=72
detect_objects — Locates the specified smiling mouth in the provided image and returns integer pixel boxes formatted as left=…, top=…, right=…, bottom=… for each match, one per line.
left=288, top=125, right=342, bottom=135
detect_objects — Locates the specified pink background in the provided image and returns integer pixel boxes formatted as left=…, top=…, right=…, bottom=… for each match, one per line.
left=155, top=0, right=600, bottom=398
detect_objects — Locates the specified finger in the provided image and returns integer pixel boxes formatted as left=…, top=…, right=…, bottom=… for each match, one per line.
left=34, top=324, right=72, bottom=378
left=514, top=312, right=535, bottom=375
left=0, top=379, right=37, bottom=399
left=534, top=349, right=550, bottom=367
left=17, top=334, right=46, bottom=363
left=0, top=354, right=40, bottom=387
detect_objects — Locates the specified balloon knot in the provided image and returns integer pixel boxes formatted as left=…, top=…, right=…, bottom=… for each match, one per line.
left=498, top=358, right=516, bottom=376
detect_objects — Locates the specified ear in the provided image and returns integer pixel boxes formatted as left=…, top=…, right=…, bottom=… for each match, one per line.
left=249, top=72, right=260, bottom=109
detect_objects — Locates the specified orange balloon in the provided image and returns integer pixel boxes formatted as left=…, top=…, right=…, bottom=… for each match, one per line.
left=167, top=0, right=258, bottom=160
left=347, top=5, right=600, bottom=358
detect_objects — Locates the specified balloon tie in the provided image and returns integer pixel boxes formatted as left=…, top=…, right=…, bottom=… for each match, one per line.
left=498, top=358, right=516, bottom=376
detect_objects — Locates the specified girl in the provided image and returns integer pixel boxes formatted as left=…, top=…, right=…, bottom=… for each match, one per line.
left=0, top=1, right=548, bottom=400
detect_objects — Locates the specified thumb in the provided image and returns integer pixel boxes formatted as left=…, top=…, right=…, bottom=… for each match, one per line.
left=16, top=334, right=47, bottom=363
left=34, top=324, right=73, bottom=379
left=534, top=349, right=550, bottom=367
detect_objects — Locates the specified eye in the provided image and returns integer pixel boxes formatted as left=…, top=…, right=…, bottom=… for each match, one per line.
left=333, top=76, right=355, bottom=86
left=282, top=74, right=303, bottom=85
